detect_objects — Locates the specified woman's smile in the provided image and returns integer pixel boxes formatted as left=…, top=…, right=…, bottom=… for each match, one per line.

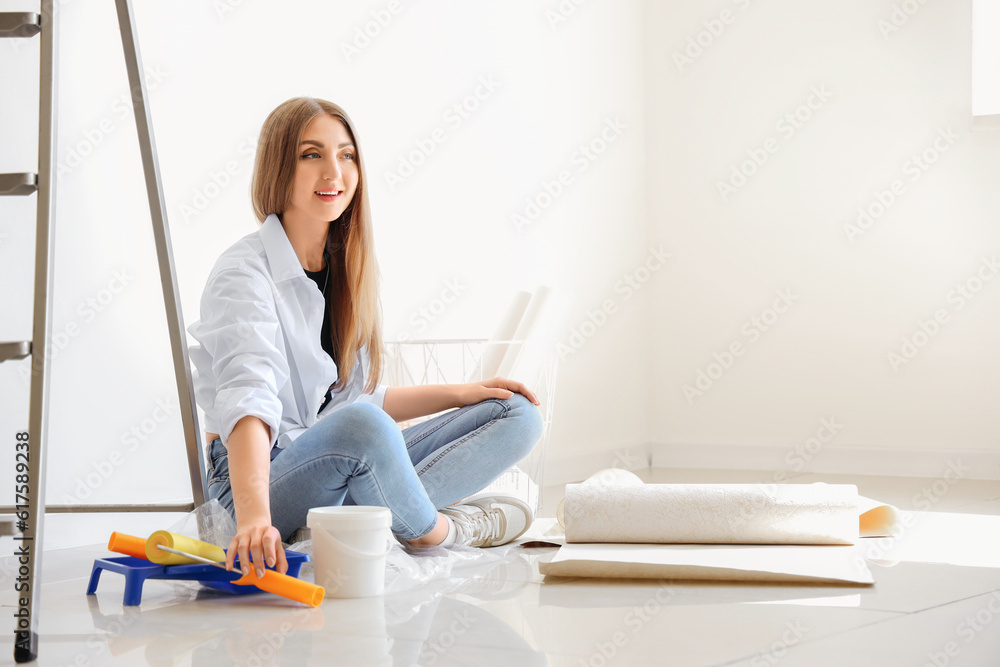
left=315, top=190, right=343, bottom=203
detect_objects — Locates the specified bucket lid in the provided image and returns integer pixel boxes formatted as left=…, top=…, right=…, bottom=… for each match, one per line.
left=307, top=505, right=392, bottom=528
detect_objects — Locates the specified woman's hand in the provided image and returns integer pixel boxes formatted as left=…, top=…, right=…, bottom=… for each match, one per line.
left=226, top=514, right=288, bottom=577
left=455, top=377, right=540, bottom=408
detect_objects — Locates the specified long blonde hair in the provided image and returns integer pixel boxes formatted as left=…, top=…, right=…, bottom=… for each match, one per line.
left=250, top=97, right=384, bottom=396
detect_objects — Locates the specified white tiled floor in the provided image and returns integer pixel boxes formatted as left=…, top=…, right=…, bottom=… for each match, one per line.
left=0, top=467, right=998, bottom=666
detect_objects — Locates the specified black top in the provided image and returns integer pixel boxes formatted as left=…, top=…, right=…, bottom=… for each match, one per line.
left=303, top=252, right=336, bottom=414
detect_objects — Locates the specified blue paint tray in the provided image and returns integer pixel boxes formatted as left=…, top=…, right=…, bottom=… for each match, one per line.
left=86, top=549, right=310, bottom=606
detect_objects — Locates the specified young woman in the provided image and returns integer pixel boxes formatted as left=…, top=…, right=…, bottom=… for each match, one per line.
left=187, top=97, right=544, bottom=579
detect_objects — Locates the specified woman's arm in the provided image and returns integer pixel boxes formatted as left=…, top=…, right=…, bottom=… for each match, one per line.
left=381, top=377, right=541, bottom=423
left=189, top=268, right=288, bottom=576
left=225, top=415, right=288, bottom=576
left=382, top=384, right=460, bottom=423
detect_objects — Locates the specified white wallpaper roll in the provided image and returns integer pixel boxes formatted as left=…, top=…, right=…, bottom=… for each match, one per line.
left=563, top=483, right=863, bottom=545
left=465, top=290, right=532, bottom=383
left=495, top=286, right=552, bottom=379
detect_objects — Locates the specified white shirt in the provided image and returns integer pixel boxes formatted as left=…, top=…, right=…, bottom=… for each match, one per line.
left=187, top=212, right=389, bottom=452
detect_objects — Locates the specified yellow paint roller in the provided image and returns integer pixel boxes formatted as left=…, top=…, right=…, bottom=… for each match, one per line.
left=144, top=530, right=227, bottom=565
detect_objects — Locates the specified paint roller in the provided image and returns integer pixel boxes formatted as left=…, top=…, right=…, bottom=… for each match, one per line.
left=144, top=530, right=228, bottom=565
left=108, top=532, right=148, bottom=560
left=107, top=531, right=325, bottom=607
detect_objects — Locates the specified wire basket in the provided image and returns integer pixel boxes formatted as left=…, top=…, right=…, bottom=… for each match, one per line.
left=383, top=338, right=557, bottom=516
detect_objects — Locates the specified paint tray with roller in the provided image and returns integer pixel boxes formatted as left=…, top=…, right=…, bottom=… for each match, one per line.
left=87, top=531, right=314, bottom=606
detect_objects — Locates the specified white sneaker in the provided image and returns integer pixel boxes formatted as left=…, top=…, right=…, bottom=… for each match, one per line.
left=440, top=495, right=534, bottom=548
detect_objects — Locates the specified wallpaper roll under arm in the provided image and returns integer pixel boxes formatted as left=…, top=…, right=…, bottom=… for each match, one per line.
left=563, top=483, right=894, bottom=545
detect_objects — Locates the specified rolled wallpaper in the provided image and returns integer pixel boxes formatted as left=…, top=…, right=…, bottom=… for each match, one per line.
left=464, top=290, right=532, bottom=383
left=495, top=285, right=552, bottom=378
left=563, top=482, right=899, bottom=546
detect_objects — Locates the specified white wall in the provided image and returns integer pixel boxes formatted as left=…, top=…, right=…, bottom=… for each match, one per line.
left=645, top=0, right=1000, bottom=476
left=0, top=0, right=649, bottom=506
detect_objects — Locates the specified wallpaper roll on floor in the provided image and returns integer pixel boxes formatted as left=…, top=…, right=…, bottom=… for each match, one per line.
left=563, top=483, right=881, bottom=545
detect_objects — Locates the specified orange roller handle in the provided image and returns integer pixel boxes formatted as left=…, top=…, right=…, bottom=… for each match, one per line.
left=108, top=532, right=149, bottom=560
left=232, top=566, right=325, bottom=607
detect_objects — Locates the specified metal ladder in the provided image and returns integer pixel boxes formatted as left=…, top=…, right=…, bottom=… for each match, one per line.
left=1, top=3, right=207, bottom=661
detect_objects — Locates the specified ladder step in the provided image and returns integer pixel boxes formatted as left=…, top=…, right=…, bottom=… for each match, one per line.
left=0, top=12, right=40, bottom=39
left=0, top=503, right=197, bottom=514
left=0, top=515, right=17, bottom=537
left=0, top=342, right=31, bottom=363
left=0, top=173, right=37, bottom=196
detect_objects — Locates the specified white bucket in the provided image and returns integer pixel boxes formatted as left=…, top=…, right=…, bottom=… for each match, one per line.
left=307, top=506, right=393, bottom=599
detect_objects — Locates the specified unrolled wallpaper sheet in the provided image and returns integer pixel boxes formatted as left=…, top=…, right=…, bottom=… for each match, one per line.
left=538, top=482, right=901, bottom=585
left=538, top=542, right=876, bottom=585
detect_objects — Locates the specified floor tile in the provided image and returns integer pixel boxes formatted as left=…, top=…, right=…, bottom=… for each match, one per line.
left=953, top=497, right=1000, bottom=516
left=722, top=590, right=1000, bottom=667
left=533, top=559, right=1000, bottom=615
left=524, top=586, right=897, bottom=666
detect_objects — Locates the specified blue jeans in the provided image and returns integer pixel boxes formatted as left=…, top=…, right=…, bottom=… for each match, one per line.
left=206, top=392, right=544, bottom=542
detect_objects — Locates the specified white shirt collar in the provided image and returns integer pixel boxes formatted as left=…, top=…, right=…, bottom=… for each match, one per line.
left=259, top=213, right=306, bottom=284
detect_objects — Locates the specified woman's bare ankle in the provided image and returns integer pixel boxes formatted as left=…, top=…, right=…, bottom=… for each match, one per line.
left=407, top=512, right=449, bottom=547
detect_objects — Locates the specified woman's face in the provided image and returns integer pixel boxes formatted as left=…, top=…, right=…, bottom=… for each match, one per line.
left=285, top=114, right=359, bottom=228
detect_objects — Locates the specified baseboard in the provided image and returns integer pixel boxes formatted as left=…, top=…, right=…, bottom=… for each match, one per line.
left=972, top=113, right=1000, bottom=131
left=542, top=442, right=1000, bottom=485
left=651, top=442, right=1000, bottom=481
left=543, top=444, right=651, bottom=487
